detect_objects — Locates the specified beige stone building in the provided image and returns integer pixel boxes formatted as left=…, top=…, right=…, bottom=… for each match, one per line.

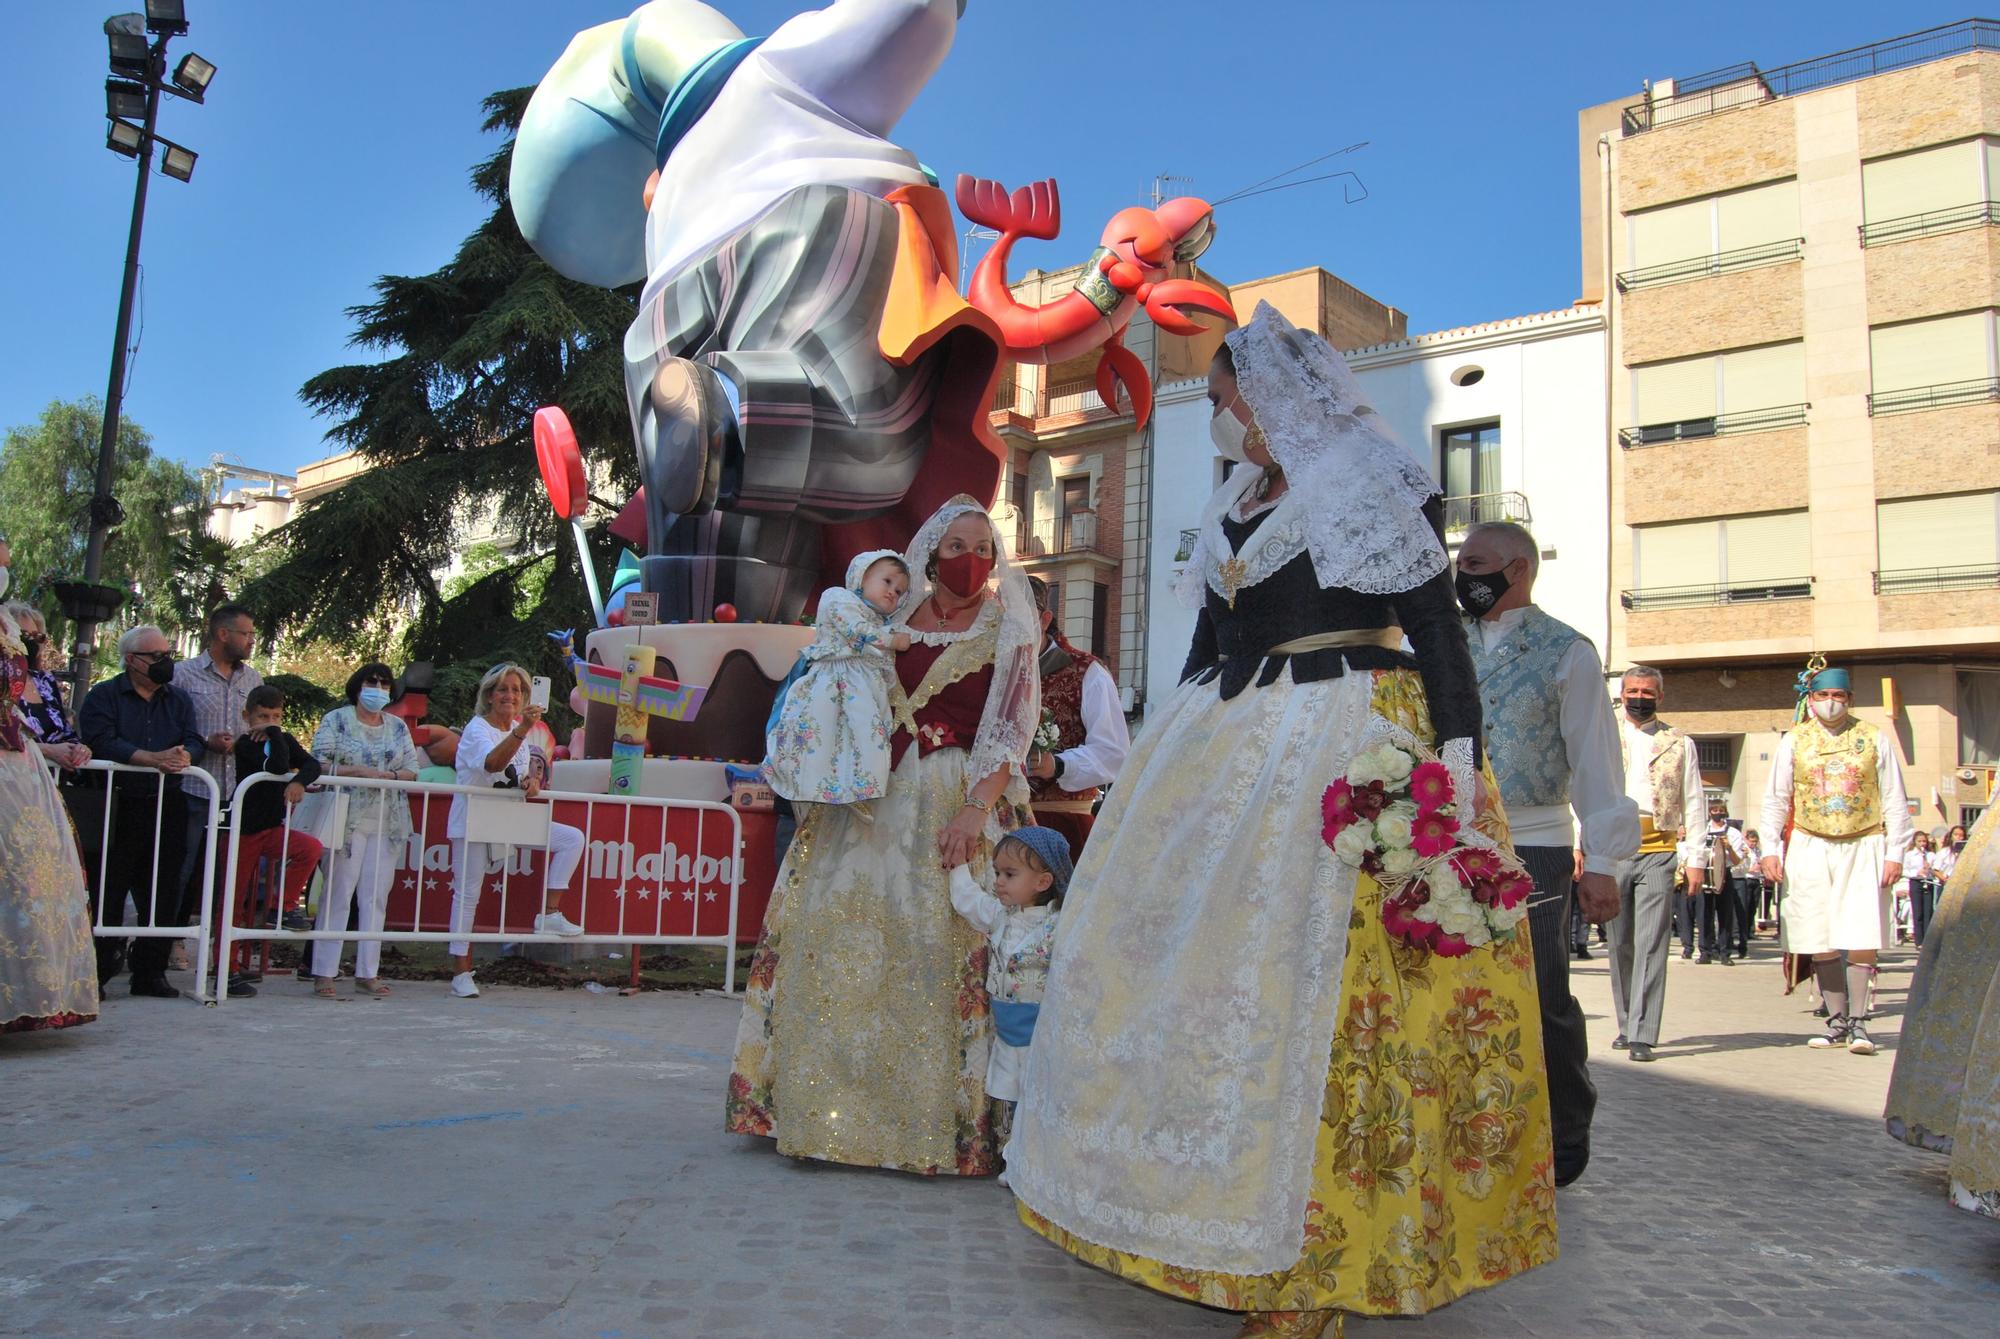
left=1581, top=18, right=2000, bottom=830
left=989, top=262, right=1404, bottom=707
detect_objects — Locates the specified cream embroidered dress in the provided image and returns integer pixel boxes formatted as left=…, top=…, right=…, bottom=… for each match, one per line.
left=1007, top=304, right=1555, bottom=1319
left=1886, top=806, right=2000, bottom=1217
left=727, top=500, right=1039, bottom=1174
left=764, top=554, right=901, bottom=806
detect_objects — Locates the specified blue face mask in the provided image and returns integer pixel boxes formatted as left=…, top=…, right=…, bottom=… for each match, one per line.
left=358, top=686, right=392, bottom=713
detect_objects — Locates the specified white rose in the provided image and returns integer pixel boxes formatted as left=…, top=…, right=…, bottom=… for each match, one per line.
left=1460, top=920, right=1492, bottom=948
left=1376, top=744, right=1415, bottom=784
left=1438, top=900, right=1485, bottom=938
left=1413, top=899, right=1442, bottom=923
left=1375, top=807, right=1415, bottom=850
left=1347, top=749, right=1389, bottom=788
left=1333, top=822, right=1377, bottom=866
left=1381, top=847, right=1420, bottom=877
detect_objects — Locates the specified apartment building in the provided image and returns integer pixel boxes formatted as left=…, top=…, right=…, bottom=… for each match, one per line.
left=1582, top=18, right=2000, bottom=827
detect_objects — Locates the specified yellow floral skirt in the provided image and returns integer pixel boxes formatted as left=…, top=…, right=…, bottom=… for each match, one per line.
left=1017, top=670, right=1557, bottom=1315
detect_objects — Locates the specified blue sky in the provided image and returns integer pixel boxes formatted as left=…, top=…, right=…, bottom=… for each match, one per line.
left=2, top=0, right=1971, bottom=478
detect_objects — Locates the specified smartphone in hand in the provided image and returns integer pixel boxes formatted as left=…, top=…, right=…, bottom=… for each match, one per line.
left=529, top=676, right=552, bottom=711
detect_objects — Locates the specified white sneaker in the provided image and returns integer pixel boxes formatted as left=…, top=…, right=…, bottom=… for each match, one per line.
left=450, top=972, right=480, bottom=998
left=534, top=912, right=585, bottom=937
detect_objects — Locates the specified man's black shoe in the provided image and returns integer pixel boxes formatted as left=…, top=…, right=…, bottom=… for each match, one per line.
left=1698, top=952, right=1715, bottom=964
left=1554, top=1146, right=1589, bottom=1188
left=226, top=974, right=258, bottom=999
left=1572, top=945, right=1594, bottom=961
left=130, top=976, right=181, bottom=999
left=1611, top=1035, right=1628, bottom=1050
left=1628, top=1042, right=1655, bottom=1062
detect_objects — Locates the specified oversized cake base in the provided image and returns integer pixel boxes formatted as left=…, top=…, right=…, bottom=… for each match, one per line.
left=578, top=622, right=812, bottom=768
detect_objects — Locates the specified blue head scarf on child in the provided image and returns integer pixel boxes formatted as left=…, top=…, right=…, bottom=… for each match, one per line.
left=1002, top=825, right=1073, bottom=900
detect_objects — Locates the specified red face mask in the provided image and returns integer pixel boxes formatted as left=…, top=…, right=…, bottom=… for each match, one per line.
left=934, top=550, right=994, bottom=598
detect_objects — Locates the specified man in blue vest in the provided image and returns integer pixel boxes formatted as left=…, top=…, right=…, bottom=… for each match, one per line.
left=1458, top=521, right=1639, bottom=1186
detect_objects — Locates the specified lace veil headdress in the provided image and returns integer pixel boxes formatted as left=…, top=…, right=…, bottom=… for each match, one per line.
left=902, top=496, right=1041, bottom=789
left=1175, top=301, right=1446, bottom=610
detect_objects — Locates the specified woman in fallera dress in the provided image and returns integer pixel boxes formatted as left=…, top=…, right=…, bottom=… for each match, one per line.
left=726, top=495, right=1039, bottom=1175
left=1007, top=304, right=1556, bottom=1338
left=0, top=607, right=99, bottom=1036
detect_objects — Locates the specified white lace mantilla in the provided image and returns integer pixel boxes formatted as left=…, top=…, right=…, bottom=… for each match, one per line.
left=1176, top=302, right=1447, bottom=610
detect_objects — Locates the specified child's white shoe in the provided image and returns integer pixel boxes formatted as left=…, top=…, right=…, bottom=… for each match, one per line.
left=450, top=972, right=480, bottom=998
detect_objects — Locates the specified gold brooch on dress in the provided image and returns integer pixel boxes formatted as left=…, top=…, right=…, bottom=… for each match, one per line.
left=1218, top=555, right=1249, bottom=608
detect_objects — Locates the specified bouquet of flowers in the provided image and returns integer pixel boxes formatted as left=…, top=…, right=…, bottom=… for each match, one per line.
left=1033, top=707, right=1063, bottom=756
left=1321, top=737, right=1533, bottom=958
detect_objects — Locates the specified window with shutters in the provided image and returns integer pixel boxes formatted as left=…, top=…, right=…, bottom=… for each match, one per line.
left=1624, top=342, right=1807, bottom=445
left=1875, top=492, right=2000, bottom=593
left=1867, top=312, right=1998, bottom=416
left=1618, top=180, right=1802, bottom=290
left=1627, top=511, right=1812, bottom=609
left=1860, top=139, right=1995, bottom=245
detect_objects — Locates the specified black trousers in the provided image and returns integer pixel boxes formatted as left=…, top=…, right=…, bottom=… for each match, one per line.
left=97, top=785, right=190, bottom=981
left=1731, top=876, right=1759, bottom=951
left=1673, top=882, right=1698, bottom=954
left=1519, top=846, right=1595, bottom=1172
left=1699, top=880, right=1737, bottom=959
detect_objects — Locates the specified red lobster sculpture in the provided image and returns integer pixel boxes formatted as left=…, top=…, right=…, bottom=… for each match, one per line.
left=956, top=175, right=1236, bottom=428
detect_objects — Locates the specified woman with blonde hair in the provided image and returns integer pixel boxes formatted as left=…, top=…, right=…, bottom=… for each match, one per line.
left=444, top=662, right=586, bottom=998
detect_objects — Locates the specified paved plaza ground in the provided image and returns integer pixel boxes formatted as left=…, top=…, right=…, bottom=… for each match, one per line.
left=4, top=937, right=1997, bottom=1338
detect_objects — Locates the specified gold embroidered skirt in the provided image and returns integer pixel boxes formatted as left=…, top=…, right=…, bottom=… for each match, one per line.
left=0, top=748, right=99, bottom=1034
left=726, top=745, right=1001, bottom=1174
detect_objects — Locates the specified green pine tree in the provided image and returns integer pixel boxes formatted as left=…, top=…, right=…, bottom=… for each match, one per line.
left=239, top=88, right=638, bottom=725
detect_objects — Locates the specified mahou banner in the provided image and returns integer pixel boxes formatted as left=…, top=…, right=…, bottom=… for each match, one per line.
left=377, top=794, right=778, bottom=944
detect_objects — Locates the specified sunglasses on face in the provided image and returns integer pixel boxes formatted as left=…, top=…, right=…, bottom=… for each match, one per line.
left=360, top=675, right=393, bottom=687
left=130, top=649, right=172, bottom=663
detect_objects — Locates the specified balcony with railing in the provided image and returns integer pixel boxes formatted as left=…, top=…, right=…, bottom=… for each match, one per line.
left=1615, top=238, right=1804, bottom=292
left=1621, top=19, right=2000, bottom=135
left=1018, top=510, right=1105, bottom=561
left=1860, top=200, right=2000, bottom=248
left=1868, top=378, right=2000, bottom=417
left=1441, top=490, right=1532, bottom=538
left=1621, top=577, right=1814, bottom=610
left=1619, top=402, right=1809, bottom=448
left=1874, top=563, right=2000, bottom=595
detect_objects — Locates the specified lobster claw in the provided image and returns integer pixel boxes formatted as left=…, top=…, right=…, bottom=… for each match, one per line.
left=1095, top=340, right=1154, bottom=430
left=1143, top=278, right=1236, bottom=337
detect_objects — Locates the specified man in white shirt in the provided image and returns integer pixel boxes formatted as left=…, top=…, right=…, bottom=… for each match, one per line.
left=1758, top=666, right=1911, bottom=1055
left=1457, top=522, right=1639, bottom=1185
left=1610, top=665, right=1706, bottom=1063
left=1695, top=799, right=1750, bottom=964
left=1024, top=577, right=1132, bottom=862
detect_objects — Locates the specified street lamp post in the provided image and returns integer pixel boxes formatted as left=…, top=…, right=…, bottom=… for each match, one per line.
left=68, top=3, right=213, bottom=686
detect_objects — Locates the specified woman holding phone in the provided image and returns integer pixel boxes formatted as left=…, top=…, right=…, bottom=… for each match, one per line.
left=444, top=662, right=587, bottom=998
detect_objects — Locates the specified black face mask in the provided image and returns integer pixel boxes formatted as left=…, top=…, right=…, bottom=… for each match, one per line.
left=144, top=657, right=176, bottom=686
left=21, top=634, right=44, bottom=662
left=1623, top=696, right=1657, bottom=722
left=1454, top=567, right=1511, bottom=616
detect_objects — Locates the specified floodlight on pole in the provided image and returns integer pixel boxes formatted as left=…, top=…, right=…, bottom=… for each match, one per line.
left=159, top=141, right=196, bottom=181
left=143, top=0, right=188, bottom=37
left=107, top=78, right=148, bottom=120
left=107, top=117, right=145, bottom=157
left=171, top=52, right=214, bottom=100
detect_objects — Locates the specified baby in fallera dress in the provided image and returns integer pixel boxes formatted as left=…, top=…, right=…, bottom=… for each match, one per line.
left=764, top=550, right=913, bottom=810
left=949, top=825, right=1070, bottom=1183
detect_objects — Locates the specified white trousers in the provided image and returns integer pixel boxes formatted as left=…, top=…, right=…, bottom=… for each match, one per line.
left=1782, top=829, right=1893, bottom=954
left=312, top=830, right=399, bottom=981
left=448, top=825, right=586, bottom=956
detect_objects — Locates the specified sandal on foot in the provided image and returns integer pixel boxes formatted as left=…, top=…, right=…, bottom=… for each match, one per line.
left=312, top=977, right=347, bottom=1001
left=354, top=978, right=392, bottom=998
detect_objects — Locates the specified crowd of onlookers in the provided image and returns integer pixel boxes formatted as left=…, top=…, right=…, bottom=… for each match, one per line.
left=9, top=595, right=591, bottom=1004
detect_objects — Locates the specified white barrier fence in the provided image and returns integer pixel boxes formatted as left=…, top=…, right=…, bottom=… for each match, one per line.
left=212, top=771, right=745, bottom=1006
left=44, top=758, right=222, bottom=1004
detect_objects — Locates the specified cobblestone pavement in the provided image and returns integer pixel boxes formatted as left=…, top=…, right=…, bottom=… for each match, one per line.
left=3, top=937, right=1996, bottom=1338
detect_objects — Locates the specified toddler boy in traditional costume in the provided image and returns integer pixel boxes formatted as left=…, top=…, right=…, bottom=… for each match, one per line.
left=765, top=550, right=911, bottom=806
left=949, top=824, right=1068, bottom=1178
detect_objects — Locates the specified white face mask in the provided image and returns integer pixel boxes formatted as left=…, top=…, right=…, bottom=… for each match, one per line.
left=1811, top=697, right=1848, bottom=725
left=1210, top=402, right=1250, bottom=463
left=0, top=566, right=9, bottom=599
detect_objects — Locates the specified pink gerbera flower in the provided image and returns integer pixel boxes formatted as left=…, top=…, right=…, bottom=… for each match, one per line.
left=1322, top=780, right=1358, bottom=842
left=1493, top=871, right=1534, bottom=911
left=1382, top=886, right=1439, bottom=947
left=1410, top=810, right=1460, bottom=859
left=1432, top=932, right=1476, bottom=958
left=1408, top=760, right=1453, bottom=814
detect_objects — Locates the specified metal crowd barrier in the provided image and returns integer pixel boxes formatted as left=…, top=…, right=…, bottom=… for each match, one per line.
left=213, top=771, right=744, bottom=1006
left=43, top=758, right=221, bottom=1004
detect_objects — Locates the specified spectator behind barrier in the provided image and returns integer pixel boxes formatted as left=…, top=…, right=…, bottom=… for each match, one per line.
left=309, top=662, right=429, bottom=998
left=77, top=624, right=205, bottom=998
left=2, top=600, right=89, bottom=770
